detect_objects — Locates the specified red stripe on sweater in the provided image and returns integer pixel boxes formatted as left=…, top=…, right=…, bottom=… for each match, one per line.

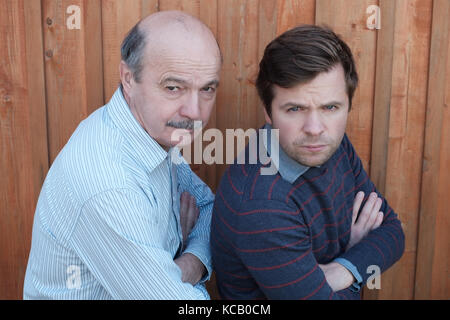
left=241, top=164, right=248, bottom=176
left=267, top=175, right=281, bottom=200
left=361, top=238, right=386, bottom=268
left=216, top=208, right=306, bottom=235
left=228, top=169, right=243, bottom=195
left=214, top=264, right=252, bottom=280
left=246, top=249, right=311, bottom=271
left=300, top=277, right=327, bottom=300
left=257, top=263, right=318, bottom=289
left=213, top=216, right=308, bottom=253
left=249, top=168, right=261, bottom=199
left=286, top=152, right=346, bottom=203
left=219, top=188, right=301, bottom=216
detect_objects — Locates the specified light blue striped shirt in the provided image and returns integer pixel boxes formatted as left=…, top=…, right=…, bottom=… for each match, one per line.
left=23, top=88, right=214, bottom=299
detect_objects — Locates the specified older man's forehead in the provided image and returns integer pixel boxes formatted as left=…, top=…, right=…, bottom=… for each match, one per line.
left=157, top=65, right=221, bottom=88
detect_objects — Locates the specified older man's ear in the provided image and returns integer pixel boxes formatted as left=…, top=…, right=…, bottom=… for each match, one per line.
left=119, top=60, right=134, bottom=94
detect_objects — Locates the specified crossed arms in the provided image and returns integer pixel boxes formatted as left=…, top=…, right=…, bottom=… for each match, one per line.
left=211, top=136, right=405, bottom=299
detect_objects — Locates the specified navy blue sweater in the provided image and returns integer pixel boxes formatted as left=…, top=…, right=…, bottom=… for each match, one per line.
left=211, top=133, right=405, bottom=299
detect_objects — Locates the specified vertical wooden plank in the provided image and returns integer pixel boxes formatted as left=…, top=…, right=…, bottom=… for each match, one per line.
left=24, top=1, right=50, bottom=208
left=159, top=0, right=199, bottom=15
left=43, top=0, right=104, bottom=162
left=315, top=0, right=377, bottom=173
left=415, top=0, right=450, bottom=300
left=276, top=0, right=315, bottom=35
left=215, top=0, right=261, bottom=185
left=84, top=0, right=105, bottom=115
left=0, top=0, right=48, bottom=299
left=369, top=0, right=396, bottom=197
left=257, top=0, right=278, bottom=127
left=364, top=0, right=396, bottom=300
left=379, top=0, right=432, bottom=300
left=101, top=0, right=158, bottom=102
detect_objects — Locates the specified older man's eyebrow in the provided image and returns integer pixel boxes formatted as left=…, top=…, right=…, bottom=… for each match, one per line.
left=203, top=80, right=220, bottom=88
left=160, top=77, right=189, bottom=85
left=160, top=77, right=219, bottom=86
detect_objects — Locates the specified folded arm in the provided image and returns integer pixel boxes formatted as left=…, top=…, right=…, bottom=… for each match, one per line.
left=234, top=199, right=359, bottom=300
left=70, top=189, right=208, bottom=299
left=176, top=160, right=215, bottom=283
left=337, top=135, right=405, bottom=285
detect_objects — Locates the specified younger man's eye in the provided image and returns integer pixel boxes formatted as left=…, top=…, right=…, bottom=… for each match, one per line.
left=324, top=105, right=338, bottom=110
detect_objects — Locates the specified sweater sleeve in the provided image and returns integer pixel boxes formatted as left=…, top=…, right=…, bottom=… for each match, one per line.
left=234, top=199, right=359, bottom=300
left=339, top=134, right=405, bottom=284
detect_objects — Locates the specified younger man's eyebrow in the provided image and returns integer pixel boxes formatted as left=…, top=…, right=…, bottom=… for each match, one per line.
left=320, top=100, right=344, bottom=107
left=279, top=102, right=307, bottom=109
left=279, top=100, right=344, bottom=109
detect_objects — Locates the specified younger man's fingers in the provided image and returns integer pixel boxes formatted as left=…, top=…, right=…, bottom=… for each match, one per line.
left=365, top=198, right=383, bottom=229
left=359, top=192, right=378, bottom=225
left=352, top=191, right=365, bottom=225
left=371, top=211, right=384, bottom=230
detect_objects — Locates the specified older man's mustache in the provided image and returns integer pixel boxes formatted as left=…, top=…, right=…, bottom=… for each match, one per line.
left=166, top=120, right=202, bottom=130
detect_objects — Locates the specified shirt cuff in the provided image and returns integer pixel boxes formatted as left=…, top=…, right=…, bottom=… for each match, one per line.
left=183, top=240, right=212, bottom=284
left=333, top=257, right=363, bottom=292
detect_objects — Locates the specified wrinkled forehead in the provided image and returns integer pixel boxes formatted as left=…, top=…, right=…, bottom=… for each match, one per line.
left=144, top=39, right=221, bottom=77
left=152, top=56, right=221, bottom=90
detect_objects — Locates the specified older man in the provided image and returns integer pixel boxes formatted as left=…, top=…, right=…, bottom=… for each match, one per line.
left=211, top=25, right=405, bottom=299
left=24, top=11, right=221, bottom=299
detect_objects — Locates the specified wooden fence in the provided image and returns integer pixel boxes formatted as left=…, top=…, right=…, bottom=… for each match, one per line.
left=0, top=0, right=448, bottom=299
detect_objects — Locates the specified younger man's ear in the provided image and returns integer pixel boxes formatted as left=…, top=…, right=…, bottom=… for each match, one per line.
left=263, top=106, right=272, bottom=125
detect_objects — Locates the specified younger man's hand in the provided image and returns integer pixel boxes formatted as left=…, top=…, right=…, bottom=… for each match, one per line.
left=346, top=191, right=384, bottom=250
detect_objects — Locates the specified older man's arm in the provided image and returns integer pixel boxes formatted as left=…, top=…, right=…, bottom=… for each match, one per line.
left=70, top=189, right=208, bottom=299
left=176, top=159, right=215, bottom=284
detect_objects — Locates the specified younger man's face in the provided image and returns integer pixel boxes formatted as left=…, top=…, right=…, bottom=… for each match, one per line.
left=265, top=63, right=350, bottom=167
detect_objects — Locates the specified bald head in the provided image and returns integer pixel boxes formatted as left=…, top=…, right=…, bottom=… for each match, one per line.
left=139, top=10, right=211, bottom=37
left=119, top=11, right=222, bottom=150
left=121, top=11, right=221, bottom=83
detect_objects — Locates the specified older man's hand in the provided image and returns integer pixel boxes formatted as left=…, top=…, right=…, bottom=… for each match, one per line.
left=179, top=191, right=200, bottom=243
left=174, top=192, right=205, bottom=285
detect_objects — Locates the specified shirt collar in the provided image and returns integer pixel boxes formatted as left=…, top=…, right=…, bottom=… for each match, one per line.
left=106, top=87, right=170, bottom=172
left=262, top=123, right=310, bottom=184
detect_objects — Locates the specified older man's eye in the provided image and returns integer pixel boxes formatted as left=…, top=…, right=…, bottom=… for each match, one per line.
left=202, top=86, right=216, bottom=93
left=287, top=106, right=300, bottom=112
left=166, top=86, right=180, bottom=92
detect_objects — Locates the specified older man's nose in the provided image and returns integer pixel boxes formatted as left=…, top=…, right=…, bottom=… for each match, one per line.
left=180, top=93, right=201, bottom=120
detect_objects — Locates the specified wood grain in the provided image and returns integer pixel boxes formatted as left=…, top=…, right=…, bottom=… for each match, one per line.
left=381, top=0, right=432, bottom=299
left=42, top=0, right=104, bottom=162
left=0, top=0, right=448, bottom=300
left=415, top=0, right=450, bottom=300
left=0, top=0, right=48, bottom=299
